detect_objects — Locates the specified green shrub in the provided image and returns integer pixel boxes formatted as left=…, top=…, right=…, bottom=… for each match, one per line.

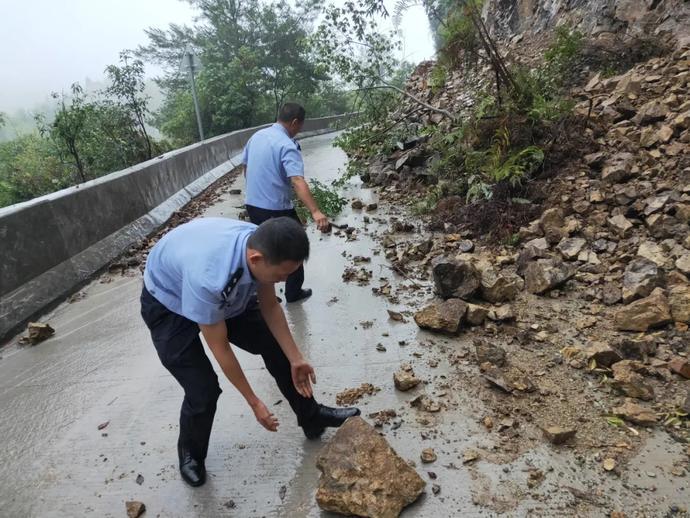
left=294, top=179, right=347, bottom=222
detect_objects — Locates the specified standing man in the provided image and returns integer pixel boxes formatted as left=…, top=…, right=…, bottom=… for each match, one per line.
left=242, top=102, right=329, bottom=303
left=140, top=217, right=360, bottom=487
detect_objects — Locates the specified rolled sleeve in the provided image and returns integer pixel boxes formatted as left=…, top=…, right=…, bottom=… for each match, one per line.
left=282, top=146, right=304, bottom=177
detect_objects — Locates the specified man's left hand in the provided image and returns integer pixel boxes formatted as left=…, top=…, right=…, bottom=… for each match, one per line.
left=291, top=359, right=316, bottom=398
left=311, top=210, right=329, bottom=232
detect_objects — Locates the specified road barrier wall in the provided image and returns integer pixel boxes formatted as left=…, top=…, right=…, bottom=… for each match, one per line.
left=0, top=113, right=351, bottom=340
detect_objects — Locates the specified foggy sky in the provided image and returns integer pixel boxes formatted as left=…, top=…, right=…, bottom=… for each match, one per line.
left=0, top=0, right=434, bottom=113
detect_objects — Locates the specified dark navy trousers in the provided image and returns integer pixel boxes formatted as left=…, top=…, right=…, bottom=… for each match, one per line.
left=245, top=205, right=305, bottom=300
left=140, top=285, right=318, bottom=462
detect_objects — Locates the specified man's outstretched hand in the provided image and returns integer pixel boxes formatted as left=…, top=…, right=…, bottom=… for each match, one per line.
left=291, top=359, right=316, bottom=398
left=311, top=210, right=329, bottom=232
left=250, top=399, right=279, bottom=431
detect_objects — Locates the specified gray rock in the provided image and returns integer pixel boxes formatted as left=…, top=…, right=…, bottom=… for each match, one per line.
left=676, top=254, right=690, bottom=275
left=479, top=266, right=522, bottom=303
left=601, top=152, right=634, bottom=183
left=556, top=237, right=587, bottom=260
left=524, top=259, right=575, bottom=294
left=608, top=214, right=634, bottom=237
left=432, top=258, right=480, bottom=299
left=540, top=208, right=566, bottom=244
left=632, top=100, right=669, bottom=125
left=474, top=339, right=506, bottom=367
left=622, top=258, right=661, bottom=303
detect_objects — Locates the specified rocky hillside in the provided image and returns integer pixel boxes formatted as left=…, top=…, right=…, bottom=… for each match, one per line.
left=342, top=3, right=690, bottom=507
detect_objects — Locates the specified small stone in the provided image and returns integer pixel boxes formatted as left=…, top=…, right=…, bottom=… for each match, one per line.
left=488, top=305, right=515, bottom=321
left=622, top=258, right=661, bottom=303
left=557, top=238, right=587, bottom=260
left=616, top=337, right=657, bottom=361
left=394, top=365, right=421, bottom=391
left=613, top=399, right=658, bottom=426
left=668, top=357, right=690, bottom=379
left=462, top=449, right=479, bottom=464
left=414, top=299, right=467, bottom=334
left=479, top=265, right=522, bottom=303
left=351, top=199, right=364, bottom=209
left=474, top=339, right=506, bottom=367
left=366, top=203, right=378, bottom=212
left=608, top=214, right=633, bottom=237
left=632, top=100, right=669, bottom=125
left=25, top=322, right=55, bottom=345
left=669, top=285, right=690, bottom=323
left=458, top=240, right=474, bottom=253
left=676, top=255, right=690, bottom=275
left=611, top=361, right=655, bottom=401
left=601, top=283, right=623, bottom=305
left=540, top=208, right=566, bottom=244
left=637, top=241, right=669, bottom=267
left=603, top=458, right=616, bottom=471
left=542, top=426, right=577, bottom=445
left=126, top=501, right=146, bottom=518
left=524, top=259, right=575, bottom=294
left=601, top=153, right=634, bottom=183
left=465, top=304, right=489, bottom=326
left=643, top=194, right=670, bottom=216
left=585, top=342, right=622, bottom=368
left=421, top=448, right=437, bottom=463
left=614, top=288, right=672, bottom=331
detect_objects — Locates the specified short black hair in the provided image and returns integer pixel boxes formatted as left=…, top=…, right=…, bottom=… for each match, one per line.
left=247, top=217, right=310, bottom=264
left=277, top=102, right=306, bottom=123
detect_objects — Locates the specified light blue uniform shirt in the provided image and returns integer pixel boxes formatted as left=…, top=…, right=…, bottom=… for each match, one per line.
left=242, top=123, right=304, bottom=210
left=143, top=218, right=257, bottom=325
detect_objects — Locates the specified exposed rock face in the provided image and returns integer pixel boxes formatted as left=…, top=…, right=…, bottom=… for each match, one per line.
left=613, top=288, right=672, bottom=331
left=414, top=299, right=467, bottom=334
left=316, top=417, right=425, bottom=518
left=524, top=259, right=574, bottom=294
left=432, top=258, right=480, bottom=299
left=482, top=0, right=690, bottom=45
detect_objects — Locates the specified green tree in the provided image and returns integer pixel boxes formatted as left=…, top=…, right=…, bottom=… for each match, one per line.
left=138, top=0, right=337, bottom=143
left=39, top=83, right=90, bottom=182
left=105, top=51, right=154, bottom=159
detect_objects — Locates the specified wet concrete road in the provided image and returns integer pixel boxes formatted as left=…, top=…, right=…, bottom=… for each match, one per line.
left=1, top=132, right=687, bottom=517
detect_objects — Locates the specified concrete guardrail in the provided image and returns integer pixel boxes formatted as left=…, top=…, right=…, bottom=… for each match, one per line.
left=0, top=113, right=352, bottom=341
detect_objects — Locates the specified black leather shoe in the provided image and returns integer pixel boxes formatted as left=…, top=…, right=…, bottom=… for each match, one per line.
left=178, top=448, right=206, bottom=487
left=286, top=288, right=312, bottom=303
left=302, top=404, right=361, bottom=439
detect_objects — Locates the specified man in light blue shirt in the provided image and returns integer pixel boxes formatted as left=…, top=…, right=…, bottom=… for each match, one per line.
left=140, top=217, right=360, bottom=487
left=242, top=103, right=329, bottom=303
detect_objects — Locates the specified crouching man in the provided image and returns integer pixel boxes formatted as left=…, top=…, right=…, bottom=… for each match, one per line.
left=140, top=216, right=360, bottom=487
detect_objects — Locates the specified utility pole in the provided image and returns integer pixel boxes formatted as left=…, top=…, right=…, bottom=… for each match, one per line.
left=182, top=46, right=204, bottom=141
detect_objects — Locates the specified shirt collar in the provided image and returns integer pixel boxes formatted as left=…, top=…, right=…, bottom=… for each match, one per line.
left=272, top=122, right=290, bottom=137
